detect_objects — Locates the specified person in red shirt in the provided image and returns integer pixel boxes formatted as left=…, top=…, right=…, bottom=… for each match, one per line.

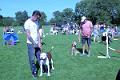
left=79, top=16, right=93, bottom=57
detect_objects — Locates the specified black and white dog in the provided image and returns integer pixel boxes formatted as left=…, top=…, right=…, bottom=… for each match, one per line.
left=39, top=47, right=54, bottom=76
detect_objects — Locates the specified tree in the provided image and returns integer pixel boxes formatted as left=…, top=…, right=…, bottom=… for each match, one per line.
left=49, top=18, right=56, bottom=24
left=50, top=8, right=74, bottom=26
left=39, top=11, right=47, bottom=25
left=15, top=11, right=28, bottom=26
left=1, top=17, right=15, bottom=26
left=0, top=8, right=3, bottom=22
left=62, top=8, right=74, bottom=22
left=0, top=15, right=3, bottom=23
left=52, top=11, right=63, bottom=26
left=0, top=8, right=15, bottom=26
left=75, top=0, right=120, bottom=25
left=0, top=15, right=3, bottom=26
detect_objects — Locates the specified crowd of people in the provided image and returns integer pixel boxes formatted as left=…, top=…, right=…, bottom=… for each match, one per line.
left=50, top=22, right=79, bottom=35
left=92, top=22, right=119, bottom=43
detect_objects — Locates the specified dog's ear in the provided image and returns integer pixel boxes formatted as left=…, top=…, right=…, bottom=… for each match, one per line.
left=47, top=52, right=52, bottom=60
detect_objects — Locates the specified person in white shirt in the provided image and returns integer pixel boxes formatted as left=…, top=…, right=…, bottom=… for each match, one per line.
left=24, top=10, right=41, bottom=78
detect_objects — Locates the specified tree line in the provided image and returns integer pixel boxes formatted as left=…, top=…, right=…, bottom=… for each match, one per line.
left=0, top=11, right=47, bottom=27
left=0, top=0, right=120, bottom=27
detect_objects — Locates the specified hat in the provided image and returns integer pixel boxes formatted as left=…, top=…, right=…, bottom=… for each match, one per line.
left=81, top=16, right=86, bottom=22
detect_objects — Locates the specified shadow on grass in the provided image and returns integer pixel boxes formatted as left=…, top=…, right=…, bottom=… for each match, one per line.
left=98, top=52, right=106, bottom=56
left=76, top=47, right=88, bottom=54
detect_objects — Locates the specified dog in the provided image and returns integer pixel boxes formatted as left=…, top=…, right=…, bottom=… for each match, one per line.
left=71, top=41, right=80, bottom=56
left=39, top=47, right=54, bottom=76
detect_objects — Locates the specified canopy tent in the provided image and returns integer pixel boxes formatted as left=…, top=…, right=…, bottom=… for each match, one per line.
left=3, top=32, right=19, bottom=45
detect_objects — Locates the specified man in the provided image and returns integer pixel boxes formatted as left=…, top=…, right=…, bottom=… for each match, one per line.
left=24, top=10, right=42, bottom=77
left=79, top=16, right=93, bottom=57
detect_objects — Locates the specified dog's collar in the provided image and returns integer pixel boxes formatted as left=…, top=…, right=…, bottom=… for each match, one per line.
left=40, top=58, right=47, bottom=65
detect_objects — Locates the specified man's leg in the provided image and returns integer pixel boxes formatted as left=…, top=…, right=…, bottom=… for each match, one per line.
left=27, top=44, right=37, bottom=77
left=81, top=37, right=86, bottom=55
left=35, top=47, right=41, bottom=64
left=87, top=38, right=91, bottom=57
left=82, top=45, right=85, bottom=55
left=35, top=47, right=41, bottom=73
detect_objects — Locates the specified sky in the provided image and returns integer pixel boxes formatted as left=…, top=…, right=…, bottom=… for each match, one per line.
left=0, top=0, right=80, bottom=21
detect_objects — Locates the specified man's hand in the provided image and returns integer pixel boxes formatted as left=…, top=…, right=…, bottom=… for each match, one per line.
left=34, top=43, right=38, bottom=48
left=38, top=42, right=42, bottom=49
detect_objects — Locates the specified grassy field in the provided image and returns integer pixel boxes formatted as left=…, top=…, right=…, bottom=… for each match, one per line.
left=0, top=26, right=120, bottom=80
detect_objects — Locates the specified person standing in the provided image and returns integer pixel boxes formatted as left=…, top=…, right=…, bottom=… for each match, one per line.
left=79, top=16, right=93, bottom=57
left=93, top=23, right=100, bottom=42
left=24, top=10, right=42, bottom=77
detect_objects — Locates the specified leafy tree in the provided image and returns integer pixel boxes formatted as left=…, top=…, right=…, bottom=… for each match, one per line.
left=0, top=15, right=3, bottom=20
left=50, top=8, right=74, bottom=26
left=39, top=11, right=47, bottom=26
left=62, top=8, right=74, bottom=22
left=49, top=18, right=56, bottom=24
left=75, top=0, right=120, bottom=25
left=1, top=17, right=15, bottom=26
left=0, top=8, right=3, bottom=25
left=15, top=11, right=28, bottom=26
left=0, top=15, right=3, bottom=26
left=52, top=11, right=63, bottom=26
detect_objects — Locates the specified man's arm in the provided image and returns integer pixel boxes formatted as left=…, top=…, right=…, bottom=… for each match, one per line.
left=90, top=22, right=93, bottom=34
left=25, top=29, right=36, bottom=45
left=37, top=29, right=42, bottom=48
left=78, top=24, right=82, bottom=42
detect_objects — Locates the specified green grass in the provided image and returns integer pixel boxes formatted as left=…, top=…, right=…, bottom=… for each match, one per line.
left=0, top=26, right=120, bottom=80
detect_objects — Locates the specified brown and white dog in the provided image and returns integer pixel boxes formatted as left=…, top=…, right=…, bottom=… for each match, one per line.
left=71, top=41, right=80, bottom=56
left=39, top=47, right=54, bottom=76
